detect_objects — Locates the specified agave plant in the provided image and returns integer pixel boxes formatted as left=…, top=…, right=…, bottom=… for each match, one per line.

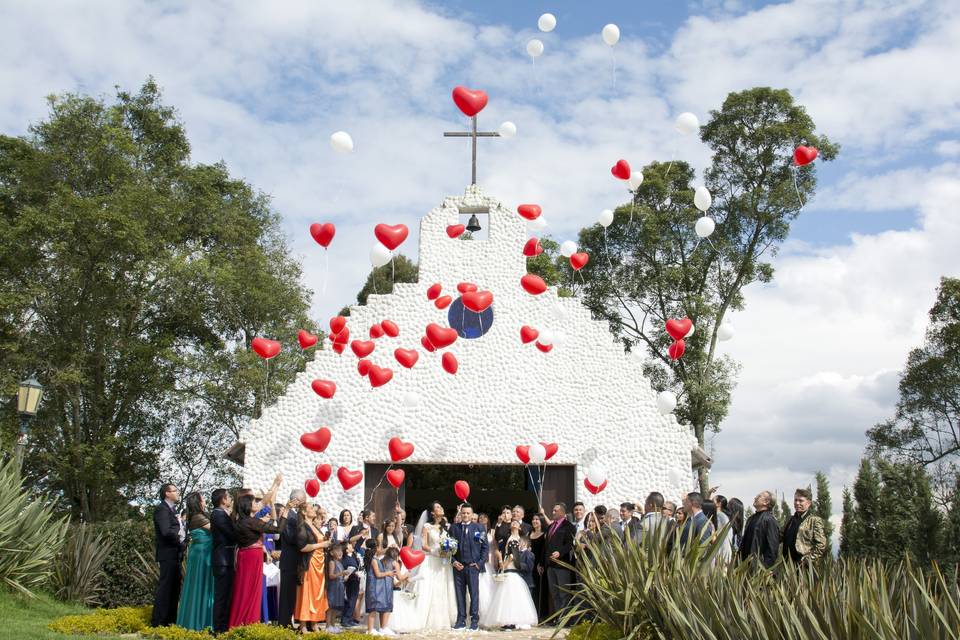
left=49, top=523, right=114, bottom=605
left=0, top=456, right=69, bottom=595
left=130, top=548, right=159, bottom=593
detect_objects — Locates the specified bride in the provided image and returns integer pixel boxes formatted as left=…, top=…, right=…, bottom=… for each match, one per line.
left=390, top=501, right=458, bottom=631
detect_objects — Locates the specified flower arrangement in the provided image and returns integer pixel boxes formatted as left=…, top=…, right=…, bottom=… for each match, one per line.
left=438, top=531, right=459, bottom=558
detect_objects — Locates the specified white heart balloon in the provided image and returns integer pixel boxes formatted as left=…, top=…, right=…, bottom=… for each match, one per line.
left=598, top=209, right=614, bottom=227
left=560, top=240, right=578, bottom=257
left=529, top=443, right=547, bottom=464
left=695, top=216, right=716, bottom=238
left=694, top=186, right=712, bottom=212
left=370, top=242, right=393, bottom=268
left=538, top=13, right=556, bottom=32
left=674, top=112, right=700, bottom=136
left=330, top=131, right=354, bottom=153
left=587, top=463, right=607, bottom=486
left=527, top=38, right=544, bottom=58
left=601, top=24, right=620, bottom=46
left=628, top=171, right=644, bottom=190
left=538, top=329, right=555, bottom=346
left=498, top=121, right=517, bottom=138
left=656, top=391, right=677, bottom=415
left=527, top=216, right=548, bottom=233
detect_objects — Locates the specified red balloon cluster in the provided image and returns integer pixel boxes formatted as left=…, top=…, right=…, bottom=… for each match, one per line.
left=665, top=318, right=691, bottom=361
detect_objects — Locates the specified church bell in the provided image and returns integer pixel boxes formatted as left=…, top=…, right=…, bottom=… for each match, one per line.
left=466, top=214, right=482, bottom=232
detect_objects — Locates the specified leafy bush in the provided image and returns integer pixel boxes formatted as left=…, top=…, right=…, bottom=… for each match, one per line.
left=89, top=518, right=156, bottom=607
left=567, top=621, right=623, bottom=640
left=142, top=625, right=214, bottom=640
left=49, top=523, right=114, bottom=605
left=0, top=456, right=69, bottom=595
left=561, top=525, right=960, bottom=640
left=47, top=605, right=151, bottom=634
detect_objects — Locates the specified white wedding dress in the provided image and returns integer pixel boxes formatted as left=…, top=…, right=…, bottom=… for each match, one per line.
left=485, top=539, right=538, bottom=628
left=473, top=530, right=497, bottom=627
left=390, top=520, right=458, bottom=632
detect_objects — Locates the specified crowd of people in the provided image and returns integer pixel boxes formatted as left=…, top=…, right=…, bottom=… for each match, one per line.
left=151, top=475, right=829, bottom=635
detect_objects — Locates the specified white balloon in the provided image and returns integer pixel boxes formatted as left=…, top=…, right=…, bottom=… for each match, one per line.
left=598, top=209, right=614, bottom=227
left=674, top=112, right=700, bottom=136
left=718, top=322, right=735, bottom=341
left=526, top=38, right=544, bottom=58
left=560, top=240, right=578, bottom=257
left=369, top=242, right=393, bottom=268
left=527, top=216, right=548, bottom=233
left=630, top=349, right=645, bottom=363
left=537, top=13, right=556, bottom=32
left=403, top=392, right=421, bottom=408
left=552, top=331, right=567, bottom=347
left=694, top=186, right=712, bottom=212
left=656, top=391, right=677, bottom=415
left=538, top=329, right=555, bottom=346
left=695, top=216, right=716, bottom=238
left=529, top=443, right=547, bottom=464
left=628, top=171, right=644, bottom=190
left=587, top=463, right=607, bottom=486
left=685, top=323, right=695, bottom=338
left=330, top=131, right=354, bottom=153
left=498, top=121, right=517, bottom=138
left=601, top=24, right=620, bottom=46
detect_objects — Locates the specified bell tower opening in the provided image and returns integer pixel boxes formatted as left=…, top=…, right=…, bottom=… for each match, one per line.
left=458, top=205, right=489, bottom=241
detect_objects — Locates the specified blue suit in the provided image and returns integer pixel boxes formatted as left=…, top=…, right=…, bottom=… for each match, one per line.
left=449, top=521, right=488, bottom=629
left=679, top=511, right=714, bottom=548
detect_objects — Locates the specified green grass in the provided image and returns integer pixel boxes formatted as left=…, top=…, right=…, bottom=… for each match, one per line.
left=0, top=589, right=125, bottom=640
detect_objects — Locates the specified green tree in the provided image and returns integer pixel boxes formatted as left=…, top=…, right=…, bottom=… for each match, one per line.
left=845, top=458, right=882, bottom=558
left=839, top=487, right=854, bottom=558
left=0, top=80, right=314, bottom=519
left=868, top=277, right=960, bottom=503
left=341, top=254, right=419, bottom=316
left=814, top=471, right=834, bottom=556
left=944, top=476, right=960, bottom=579
left=576, top=88, right=837, bottom=492
left=876, top=460, right=942, bottom=563
left=527, top=236, right=572, bottom=295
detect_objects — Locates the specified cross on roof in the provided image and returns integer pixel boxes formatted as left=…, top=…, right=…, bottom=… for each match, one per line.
left=443, top=116, right=500, bottom=185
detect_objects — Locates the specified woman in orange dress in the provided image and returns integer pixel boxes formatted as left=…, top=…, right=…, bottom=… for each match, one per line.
left=295, top=503, right=331, bottom=632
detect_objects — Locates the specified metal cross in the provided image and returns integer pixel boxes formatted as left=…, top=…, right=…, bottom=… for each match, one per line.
left=443, top=116, right=500, bottom=185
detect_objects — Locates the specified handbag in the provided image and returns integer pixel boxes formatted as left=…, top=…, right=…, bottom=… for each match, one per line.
left=263, top=561, right=281, bottom=587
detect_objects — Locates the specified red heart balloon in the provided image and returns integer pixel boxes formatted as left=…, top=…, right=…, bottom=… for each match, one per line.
left=668, top=339, right=686, bottom=360
left=426, top=283, right=442, bottom=301
left=516, top=445, right=531, bottom=464
left=358, top=359, right=372, bottom=377
left=331, top=326, right=350, bottom=346
left=441, top=351, right=459, bottom=374
left=520, top=326, right=539, bottom=344
left=517, top=204, right=542, bottom=220
left=309, top=222, right=336, bottom=248
left=457, top=282, right=478, bottom=294
left=369, top=323, right=385, bottom=339
left=540, top=442, right=559, bottom=460
left=665, top=318, right=692, bottom=341
left=394, top=348, right=419, bottom=369
left=421, top=336, right=436, bottom=352
left=611, top=159, right=631, bottom=180
left=462, top=290, right=494, bottom=313
left=300, top=427, right=332, bottom=453
left=332, top=342, right=345, bottom=355
left=298, top=330, right=318, bottom=349
left=435, top=295, right=452, bottom=309
left=454, top=480, right=470, bottom=501
left=536, top=342, right=553, bottom=353
left=426, top=323, right=458, bottom=349
left=523, top=237, right=543, bottom=257
left=315, top=464, right=332, bottom=482
left=570, top=252, right=589, bottom=271
left=251, top=337, right=281, bottom=359
left=305, top=478, right=320, bottom=498
left=381, top=319, right=399, bottom=337
left=452, top=86, right=488, bottom=117
left=389, top=437, right=415, bottom=462
left=584, top=478, right=608, bottom=495
left=330, top=316, right=347, bottom=337
left=338, top=467, right=363, bottom=491
left=311, top=379, right=336, bottom=399
left=521, top=274, right=548, bottom=295
left=374, top=223, right=409, bottom=251
left=399, top=547, right=425, bottom=570
left=793, top=145, right=818, bottom=166
left=368, top=365, right=394, bottom=388
left=446, top=224, right=465, bottom=239
left=351, top=340, right=375, bottom=358
left=386, top=468, right=406, bottom=488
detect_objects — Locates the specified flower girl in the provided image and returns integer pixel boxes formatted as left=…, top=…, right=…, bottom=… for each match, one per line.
left=486, top=522, right=538, bottom=629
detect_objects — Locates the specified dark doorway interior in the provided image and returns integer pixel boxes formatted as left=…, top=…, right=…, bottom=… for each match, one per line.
left=364, top=463, right=575, bottom=528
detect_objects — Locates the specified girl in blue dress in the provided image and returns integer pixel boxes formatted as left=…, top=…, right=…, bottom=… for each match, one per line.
left=364, top=538, right=397, bottom=635
left=326, top=543, right=348, bottom=632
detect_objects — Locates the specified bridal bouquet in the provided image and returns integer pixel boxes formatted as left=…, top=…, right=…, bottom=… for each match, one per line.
left=438, top=531, right=458, bottom=558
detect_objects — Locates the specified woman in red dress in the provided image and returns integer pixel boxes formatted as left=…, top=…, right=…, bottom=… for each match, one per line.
left=229, top=493, right=287, bottom=628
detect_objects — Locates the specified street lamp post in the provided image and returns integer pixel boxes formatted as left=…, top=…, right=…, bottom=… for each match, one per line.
left=14, top=377, right=44, bottom=469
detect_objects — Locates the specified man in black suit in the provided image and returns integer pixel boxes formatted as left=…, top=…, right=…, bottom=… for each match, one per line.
left=151, top=483, right=185, bottom=627
left=347, top=509, right=379, bottom=547
left=209, top=488, right=236, bottom=634
left=278, top=488, right=306, bottom=628
left=544, top=502, right=576, bottom=620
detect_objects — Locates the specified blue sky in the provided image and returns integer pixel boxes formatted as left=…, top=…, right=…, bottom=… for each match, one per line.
left=1, top=0, right=958, bottom=520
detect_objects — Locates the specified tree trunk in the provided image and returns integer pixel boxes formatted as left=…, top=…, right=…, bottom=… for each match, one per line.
left=693, top=420, right=710, bottom=495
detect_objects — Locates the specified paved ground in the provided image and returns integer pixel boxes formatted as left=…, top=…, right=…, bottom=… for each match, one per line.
left=383, top=627, right=563, bottom=639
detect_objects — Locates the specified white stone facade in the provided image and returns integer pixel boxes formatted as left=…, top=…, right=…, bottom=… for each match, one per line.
left=241, top=185, right=696, bottom=513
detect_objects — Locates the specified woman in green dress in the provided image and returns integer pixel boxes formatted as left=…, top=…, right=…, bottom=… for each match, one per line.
left=176, top=492, right=214, bottom=631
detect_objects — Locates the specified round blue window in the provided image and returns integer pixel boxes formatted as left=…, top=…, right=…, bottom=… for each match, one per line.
left=448, top=297, right=494, bottom=339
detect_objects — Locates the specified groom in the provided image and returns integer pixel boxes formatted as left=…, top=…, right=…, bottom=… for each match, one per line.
left=450, top=502, right=488, bottom=630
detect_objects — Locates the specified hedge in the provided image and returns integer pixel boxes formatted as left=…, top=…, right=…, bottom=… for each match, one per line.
left=91, top=519, right=155, bottom=608
left=47, top=605, right=151, bottom=634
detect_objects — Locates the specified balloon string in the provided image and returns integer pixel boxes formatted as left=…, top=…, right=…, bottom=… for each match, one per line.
left=663, top=144, right=678, bottom=181
left=792, top=165, right=806, bottom=210
left=610, top=47, right=617, bottom=92
left=526, top=466, right=542, bottom=513
left=539, top=463, right=548, bottom=509
left=391, top=259, right=395, bottom=293
left=603, top=228, right=613, bottom=270
left=362, top=462, right=394, bottom=511
left=323, top=249, right=329, bottom=296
